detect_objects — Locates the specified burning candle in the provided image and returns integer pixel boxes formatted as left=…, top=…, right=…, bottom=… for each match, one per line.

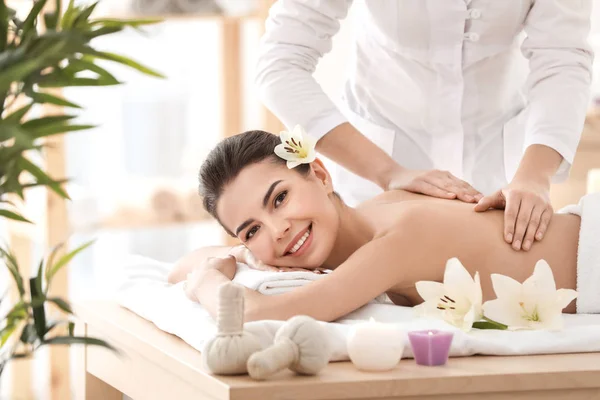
left=407, top=330, right=454, bottom=366
left=346, top=318, right=404, bottom=372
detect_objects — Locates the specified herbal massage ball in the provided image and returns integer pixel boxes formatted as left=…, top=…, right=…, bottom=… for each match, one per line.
left=201, top=283, right=262, bottom=375
left=247, top=315, right=332, bottom=380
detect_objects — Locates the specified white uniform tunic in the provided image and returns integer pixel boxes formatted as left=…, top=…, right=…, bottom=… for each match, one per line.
left=256, top=0, right=593, bottom=205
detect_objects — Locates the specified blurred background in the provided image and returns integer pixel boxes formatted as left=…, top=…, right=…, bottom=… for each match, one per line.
left=2, top=0, right=600, bottom=398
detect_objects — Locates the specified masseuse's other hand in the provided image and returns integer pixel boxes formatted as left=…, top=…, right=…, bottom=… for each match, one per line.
left=184, top=256, right=237, bottom=301
left=387, top=167, right=483, bottom=203
left=474, top=179, right=553, bottom=251
left=229, top=245, right=278, bottom=272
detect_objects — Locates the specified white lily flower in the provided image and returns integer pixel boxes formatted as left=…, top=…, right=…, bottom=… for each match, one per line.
left=482, top=259, right=577, bottom=331
left=274, top=125, right=317, bottom=169
left=414, top=258, right=483, bottom=332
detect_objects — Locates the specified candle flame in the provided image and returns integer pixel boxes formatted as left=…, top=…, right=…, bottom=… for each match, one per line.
left=428, top=331, right=433, bottom=336
left=369, top=317, right=376, bottom=323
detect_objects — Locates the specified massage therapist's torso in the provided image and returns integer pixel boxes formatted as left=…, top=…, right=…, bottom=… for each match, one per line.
left=355, top=191, right=580, bottom=313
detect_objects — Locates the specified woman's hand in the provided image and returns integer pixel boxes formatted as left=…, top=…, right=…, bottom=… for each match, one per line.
left=228, top=245, right=279, bottom=272
left=474, top=178, right=553, bottom=251
left=386, top=167, right=483, bottom=203
left=184, top=256, right=237, bottom=302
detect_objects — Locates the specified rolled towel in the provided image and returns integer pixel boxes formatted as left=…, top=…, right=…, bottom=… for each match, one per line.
left=232, top=263, right=390, bottom=303
left=558, top=192, right=600, bottom=313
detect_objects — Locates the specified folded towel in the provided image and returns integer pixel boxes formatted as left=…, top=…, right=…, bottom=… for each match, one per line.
left=233, top=263, right=324, bottom=295
left=558, top=192, right=600, bottom=314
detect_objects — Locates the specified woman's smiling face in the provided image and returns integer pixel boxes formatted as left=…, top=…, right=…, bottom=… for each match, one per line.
left=216, top=159, right=340, bottom=268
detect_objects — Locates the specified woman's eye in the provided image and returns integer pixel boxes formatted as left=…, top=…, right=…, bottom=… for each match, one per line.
left=274, top=191, right=287, bottom=207
left=245, top=226, right=259, bottom=241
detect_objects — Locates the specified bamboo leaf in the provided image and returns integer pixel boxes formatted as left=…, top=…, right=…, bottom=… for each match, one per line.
left=28, top=123, right=96, bottom=139
left=89, top=18, right=163, bottom=28
left=46, top=240, right=94, bottom=288
left=41, top=336, right=119, bottom=354
left=34, top=259, right=44, bottom=299
left=18, top=156, right=70, bottom=199
left=19, top=323, right=38, bottom=344
left=0, top=123, right=35, bottom=148
left=47, top=297, right=73, bottom=315
left=0, top=322, right=17, bottom=348
left=84, top=25, right=122, bottom=39
left=22, top=115, right=76, bottom=130
left=0, top=1, right=8, bottom=52
left=73, top=1, right=98, bottom=28
left=0, top=209, right=32, bottom=223
left=29, top=278, right=47, bottom=339
left=0, top=247, right=25, bottom=298
left=26, top=91, right=81, bottom=109
left=60, top=0, right=77, bottom=29
left=37, top=76, right=122, bottom=88
left=22, top=0, right=48, bottom=40
left=66, top=58, right=119, bottom=84
left=3, top=103, right=34, bottom=124
left=81, top=47, right=165, bottom=78
left=44, top=242, right=63, bottom=282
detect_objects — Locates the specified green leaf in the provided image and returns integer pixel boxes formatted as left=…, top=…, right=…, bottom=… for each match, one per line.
left=0, top=209, right=32, bottom=223
left=28, top=123, right=96, bottom=139
left=0, top=123, right=35, bottom=148
left=37, top=76, right=121, bottom=88
left=0, top=58, right=47, bottom=93
left=89, top=18, right=163, bottom=28
left=19, top=323, right=38, bottom=345
left=26, top=91, right=81, bottom=109
left=60, top=0, right=77, bottom=29
left=66, top=57, right=119, bottom=85
left=68, top=321, right=74, bottom=336
left=81, top=48, right=165, bottom=78
left=3, top=103, right=34, bottom=124
left=0, top=1, right=8, bottom=52
left=0, top=246, right=25, bottom=298
left=22, top=0, right=48, bottom=40
left=22, top=114, right=76, bottom=130
left=29, top=277, right=47, bottom=339
left=84, top=25, right=122, bottom=39
left=0, top=322, right=18, bottom=348
left=46, top=240, right=94, bottom=288
left=18, top=156, right=70, bottom=199
left=34, top=259, right=45, bottom=300
left=44, top=242, right=64, bottom=282
left=73, top=1, right=98, bottom=28
left=41, top=336, right=119, bottom=354
left=47, top=297, right=73, bottom=315
left=472, top=321, right=508, bottom=330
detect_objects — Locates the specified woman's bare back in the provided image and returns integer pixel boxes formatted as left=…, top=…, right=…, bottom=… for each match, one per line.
left=357, top=190, right=580, bottom=312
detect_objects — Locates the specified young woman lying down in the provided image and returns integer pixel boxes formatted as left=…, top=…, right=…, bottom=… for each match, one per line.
left=168, top=130, right=582, bottom=322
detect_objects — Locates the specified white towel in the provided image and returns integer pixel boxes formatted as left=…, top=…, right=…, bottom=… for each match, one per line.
left=115, top=255, right=600, bottom=362
left=233, top=263, right=324, bottom=295
left=558, top=192, right=600, bottom=314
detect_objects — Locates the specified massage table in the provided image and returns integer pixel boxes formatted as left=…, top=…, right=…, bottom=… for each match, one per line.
left=74, top=300, right=600, bottom=400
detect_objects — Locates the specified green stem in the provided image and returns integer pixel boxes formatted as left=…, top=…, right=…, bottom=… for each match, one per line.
left=482, top=316, right=508, bottom=329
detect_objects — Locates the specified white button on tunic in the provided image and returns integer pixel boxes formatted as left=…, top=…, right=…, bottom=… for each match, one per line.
left=256, top=0, right=593, bottom=205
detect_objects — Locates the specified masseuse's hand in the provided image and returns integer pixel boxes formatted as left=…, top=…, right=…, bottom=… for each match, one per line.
left=184, top=256, right=237, bottom=301
left=387, top=167, right=483, bottom=203
left=474, top=178, right=553, bottom=251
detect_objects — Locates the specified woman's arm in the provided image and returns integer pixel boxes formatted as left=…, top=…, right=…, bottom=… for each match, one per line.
left=167, top=246, right=234, bottom=284
left=519, top=0, right=593, bottom=183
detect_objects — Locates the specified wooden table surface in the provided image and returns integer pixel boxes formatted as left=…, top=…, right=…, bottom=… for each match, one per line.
left=74, top=301, right=600, bottom=400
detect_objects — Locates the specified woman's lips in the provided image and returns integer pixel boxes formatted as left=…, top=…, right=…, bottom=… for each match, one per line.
left=285, top=224, right=313, bottom=257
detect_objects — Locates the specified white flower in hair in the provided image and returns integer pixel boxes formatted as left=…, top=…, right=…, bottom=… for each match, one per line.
left=274, top=125, right=317, bottom=169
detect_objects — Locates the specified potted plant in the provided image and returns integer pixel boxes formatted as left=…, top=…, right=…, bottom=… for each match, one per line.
left=0, top=0, right=164, bottom=377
